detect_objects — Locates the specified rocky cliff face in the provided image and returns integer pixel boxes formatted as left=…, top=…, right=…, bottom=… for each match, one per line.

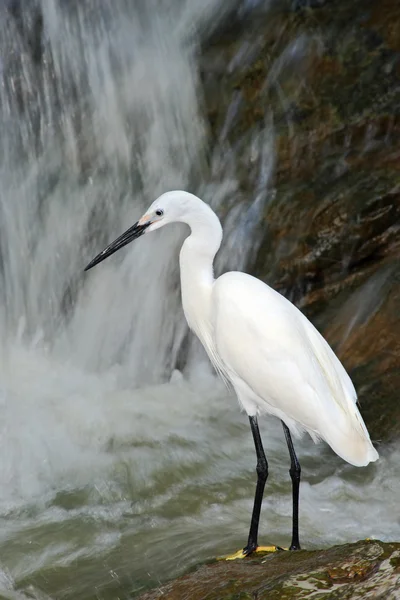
left=201, top=0, right=400, bottom=443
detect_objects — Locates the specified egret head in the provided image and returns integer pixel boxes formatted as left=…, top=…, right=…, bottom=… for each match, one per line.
left=84, top=190, right=199, bottom=271
left=139, top=190, right=196, bottom=232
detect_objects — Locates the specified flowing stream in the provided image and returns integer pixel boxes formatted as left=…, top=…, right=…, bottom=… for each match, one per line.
left=0, top=1, right=398, bottom=598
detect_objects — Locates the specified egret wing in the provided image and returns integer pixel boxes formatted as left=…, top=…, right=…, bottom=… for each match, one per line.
left=212, top=272, right=364, bottom=439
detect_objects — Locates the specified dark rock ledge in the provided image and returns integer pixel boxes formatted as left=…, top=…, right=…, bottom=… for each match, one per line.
left=138, top=540, right=400, bottom=600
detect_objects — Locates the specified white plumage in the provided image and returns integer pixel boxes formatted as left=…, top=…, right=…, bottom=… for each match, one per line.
left=212, top=272, right=377, bottom=466
left=165, top=190, right=377, bottom=468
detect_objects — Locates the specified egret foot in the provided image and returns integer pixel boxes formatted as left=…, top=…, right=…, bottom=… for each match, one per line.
left=223, top=545, right=286, bottom=561
left=289, top=543, right=301, bottom=551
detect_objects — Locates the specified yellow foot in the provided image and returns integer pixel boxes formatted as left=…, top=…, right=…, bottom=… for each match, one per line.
left=221, top=545, right=287, bottom=561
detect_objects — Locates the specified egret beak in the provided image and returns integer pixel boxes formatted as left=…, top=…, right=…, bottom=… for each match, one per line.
left=84, top=219, right=151, bottom=271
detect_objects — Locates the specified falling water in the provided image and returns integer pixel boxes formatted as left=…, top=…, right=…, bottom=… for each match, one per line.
left=0, top=1, right=398, bottom=598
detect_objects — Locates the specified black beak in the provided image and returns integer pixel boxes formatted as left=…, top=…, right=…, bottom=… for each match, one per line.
left=84, top=221, right=151, bottom=271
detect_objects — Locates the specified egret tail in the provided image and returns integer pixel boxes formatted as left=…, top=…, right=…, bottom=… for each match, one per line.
left=322, top=413, right=379, bottom=467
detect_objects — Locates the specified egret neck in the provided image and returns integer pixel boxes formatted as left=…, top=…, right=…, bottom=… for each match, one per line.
left=178, top=204, right=222, bottom=349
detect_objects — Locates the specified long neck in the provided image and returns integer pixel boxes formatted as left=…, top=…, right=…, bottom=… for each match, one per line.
left=179, top=205, right=223, bottom=344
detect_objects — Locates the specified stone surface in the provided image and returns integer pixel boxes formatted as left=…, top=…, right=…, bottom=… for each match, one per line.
left=201, top=0, right=400, bottom=443
left=138, top=540, right=400, bottom=599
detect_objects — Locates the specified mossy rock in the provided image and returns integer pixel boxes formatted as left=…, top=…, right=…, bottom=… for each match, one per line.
left=200, top=0, right=400, bottom=442
left=138, top=540, right=400, bottom=599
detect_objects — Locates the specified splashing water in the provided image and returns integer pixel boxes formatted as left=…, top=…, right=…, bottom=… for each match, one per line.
left=0, top=1, right=398, bottom=599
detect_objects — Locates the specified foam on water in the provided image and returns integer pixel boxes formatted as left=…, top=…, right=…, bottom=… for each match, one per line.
left=0, top=339, right=398, bottom=598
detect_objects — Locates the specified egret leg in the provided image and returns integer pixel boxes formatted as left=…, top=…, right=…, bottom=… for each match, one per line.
left=243, top=415, right=269, bottom=555
left=282, top=421, right=301, bottom=551
left=223, top=416, right=284, bottom=560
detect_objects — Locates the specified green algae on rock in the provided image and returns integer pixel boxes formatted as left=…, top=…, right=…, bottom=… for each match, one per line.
left=138, top=540, right=400, bottom=600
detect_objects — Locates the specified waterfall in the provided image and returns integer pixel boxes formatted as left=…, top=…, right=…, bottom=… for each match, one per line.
left=0, top=0, right=267, bottom=388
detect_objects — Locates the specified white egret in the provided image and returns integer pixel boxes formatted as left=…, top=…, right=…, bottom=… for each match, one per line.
left=85, top=190, right=379, bottom=559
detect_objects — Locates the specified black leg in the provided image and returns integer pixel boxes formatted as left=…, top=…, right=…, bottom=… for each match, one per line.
left=243, top=415, right=269, bottom=555
left=282, top=421, right=301, bottom=550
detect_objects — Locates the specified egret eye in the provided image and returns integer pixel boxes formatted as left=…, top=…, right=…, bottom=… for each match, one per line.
left=155, top=209, right=164, bottom=217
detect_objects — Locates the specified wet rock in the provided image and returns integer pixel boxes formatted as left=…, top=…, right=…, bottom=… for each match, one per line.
left=138, top=540, right=400, bottom=599
left=200, top=0, right=400, bottom=442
